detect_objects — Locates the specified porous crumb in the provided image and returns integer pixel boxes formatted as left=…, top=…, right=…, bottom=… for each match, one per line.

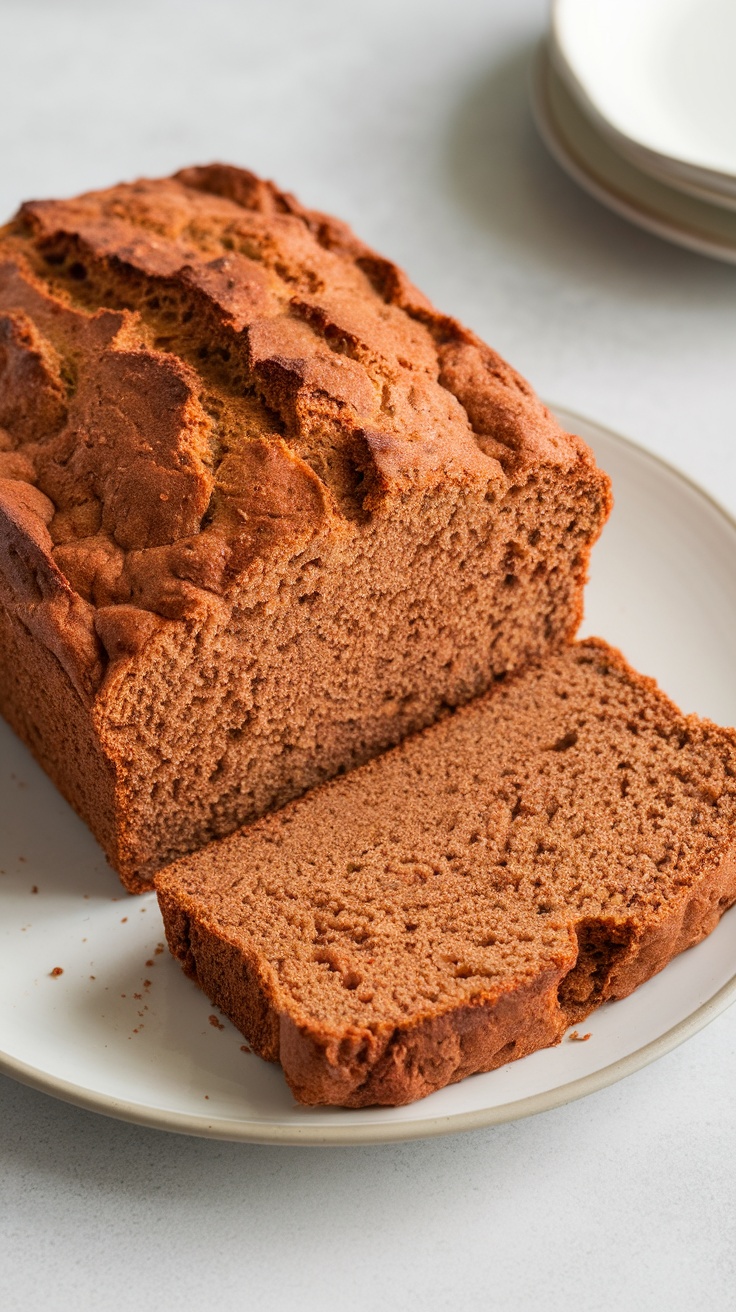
left=49, top=967, right=63, bottom=978
left=0, top=166, right=610, bottom=894
left=157, top=640, right=736, bottom=1108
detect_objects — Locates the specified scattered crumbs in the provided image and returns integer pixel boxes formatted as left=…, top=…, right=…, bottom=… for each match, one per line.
left=111, top=897, right=119, bottom=902
left=209, top=1015, right=225, bottom=1031
left=49, top=967, right=64, bottom=978
left=31, top=885, right=38, bottom=895
left=145, top=959, right=155, bottom=968
left=137, top=1010, right=145, bottom=1018
left=121, top=917, right=128, bottom=924
left=155, top=943, right=165, bottom=954
left=89, top=975, right=96, bottom=981
left=132, top=1028, right=139, bottom=1035
left=83, top=894, right=90, bottom=900
left=140, top=906, right=147, bottom=913
left=569, top=1030, right=592, bottom=1042
left=133, top=992, right=142, bottom=1001
left=18, top=856, right=26, bottom=863
left=120, top=993, right=126, bottom=999
left=240, top=1044, right=251, bottom=1054
left=143, top=979, right=152, bottom=989
left=204, top=1095, right=209, bottom=1100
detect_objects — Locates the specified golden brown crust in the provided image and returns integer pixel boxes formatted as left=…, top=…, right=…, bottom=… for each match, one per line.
left=0, top=165, right=606, bottom=671
left=0, top=166, right=611, bottom=887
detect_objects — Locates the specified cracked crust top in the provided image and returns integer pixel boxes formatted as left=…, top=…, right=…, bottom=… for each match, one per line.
left=0, top=164, right=606, bottom=698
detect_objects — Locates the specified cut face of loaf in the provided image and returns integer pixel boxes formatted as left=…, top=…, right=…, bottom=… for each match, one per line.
left=156, top=640, right=736, bottom=1108
left=0, top=165, right=610, bottom=889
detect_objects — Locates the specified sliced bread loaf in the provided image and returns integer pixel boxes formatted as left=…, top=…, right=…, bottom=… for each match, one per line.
left=0, top=165, right=610, bottom=890
left=156, top=639, right=736, bottom=1106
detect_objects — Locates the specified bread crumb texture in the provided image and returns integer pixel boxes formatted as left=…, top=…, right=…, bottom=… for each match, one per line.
left=0, top=165, right=611, bottom=889
left=157, top=641, right=736, bottom=1106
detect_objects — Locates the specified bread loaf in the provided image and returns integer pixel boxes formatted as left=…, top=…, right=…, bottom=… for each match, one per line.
left=156, top=640, right=736, bottom=1107
left=0, top=165, right=610, bottom=889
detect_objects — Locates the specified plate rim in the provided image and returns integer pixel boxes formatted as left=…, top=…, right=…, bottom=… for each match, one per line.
left=3, top=404, right=736, bottom=1144
left=3, top=971, right=735, bottom=1145
left=530, top=44, right=736, bottom=267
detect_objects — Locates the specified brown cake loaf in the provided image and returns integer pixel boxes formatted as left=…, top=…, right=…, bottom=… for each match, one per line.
left=157, top=640, right=736, bottom=1108
left=0, top=165, right=610, bottom=891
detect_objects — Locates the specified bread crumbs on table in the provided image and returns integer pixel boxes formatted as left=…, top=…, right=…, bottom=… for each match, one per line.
left=569, top=1030, right=592, bottom=1042
left=209, top=1015, right=225, bottom=1030
left=240, top=1044, right=251, bottom=1054
left=143, top=979, right=152, bottom=989
left=120, top=917, right=128, bottom=923
left=145, top=959, right=155, bottom=968
left=49, top=967, right=63, bottom=977
left=155, top=943, right=165, bottom=954
left=31, top=885, right=38, bottom=894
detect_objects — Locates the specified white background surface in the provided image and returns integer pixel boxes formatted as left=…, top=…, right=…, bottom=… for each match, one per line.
left=1, top=0, right=735, bottom=1308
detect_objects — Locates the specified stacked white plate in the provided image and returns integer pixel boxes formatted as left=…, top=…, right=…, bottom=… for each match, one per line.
left=531, top=0, right=736, bottom=264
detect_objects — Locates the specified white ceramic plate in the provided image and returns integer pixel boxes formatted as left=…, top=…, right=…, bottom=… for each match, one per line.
left=531, top=47, right=736, bottom=266
left=2, top=407, right=736, bottom=1144
left=552, top=0, right=736, bottom=197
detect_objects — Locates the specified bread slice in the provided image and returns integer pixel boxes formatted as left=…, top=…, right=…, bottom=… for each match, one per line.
left=156, top=639, right=736, bottom=1107
left=0, top=165, right=610, bottom=891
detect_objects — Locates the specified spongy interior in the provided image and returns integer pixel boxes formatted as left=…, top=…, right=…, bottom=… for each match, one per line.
left=104, top=470, right=601, bottom=881
left=0, top=176, right=608, bottom=887
left=165, top=642, right=736, bottom=1030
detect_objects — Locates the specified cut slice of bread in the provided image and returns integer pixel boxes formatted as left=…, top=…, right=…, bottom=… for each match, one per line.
left=156, top=639, right=736, bottom=1107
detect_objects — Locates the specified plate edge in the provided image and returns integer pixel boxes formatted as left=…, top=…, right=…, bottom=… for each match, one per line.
left=3, top=407, right=736, bottom=1144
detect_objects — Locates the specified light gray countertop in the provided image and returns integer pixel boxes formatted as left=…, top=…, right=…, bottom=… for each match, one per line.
left=1, top=1, right=735, bottom=1308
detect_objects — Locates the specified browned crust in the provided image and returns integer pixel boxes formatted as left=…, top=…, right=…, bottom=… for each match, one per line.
left=157, top=839, right=736, bottom=1106
left=0, top=593, right=128, bottom=882
left=0, top=165, right=611, bottom=889
left=0, top=164, right=610, bottom=692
